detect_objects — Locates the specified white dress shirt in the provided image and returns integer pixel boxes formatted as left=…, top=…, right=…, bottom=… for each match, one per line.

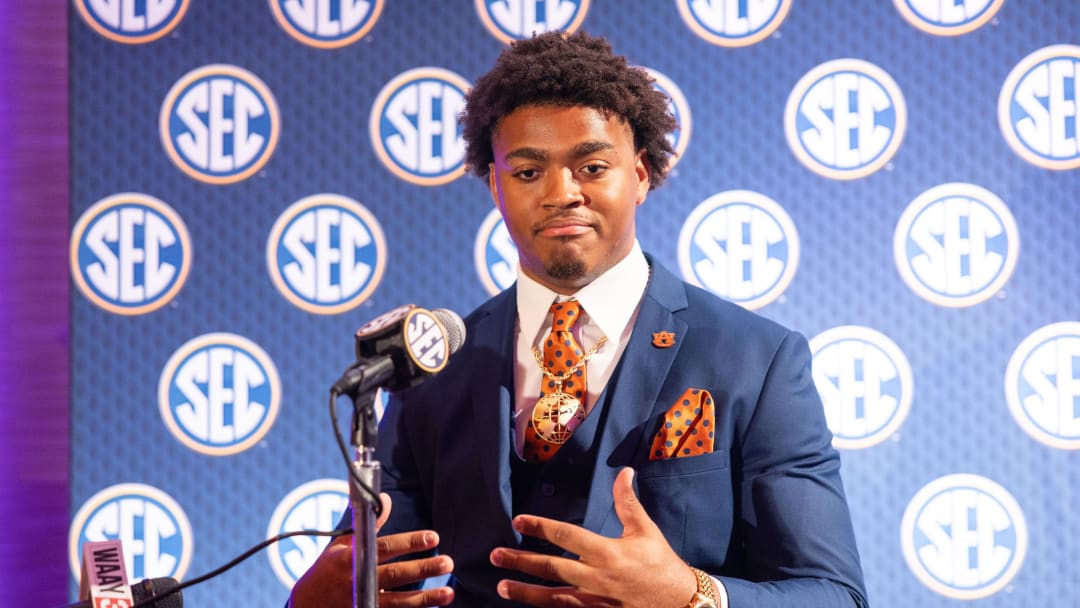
left=512, top=241, right=649, bottom=456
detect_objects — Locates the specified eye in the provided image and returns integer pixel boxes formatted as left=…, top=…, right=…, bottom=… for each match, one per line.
left=512, top=167, right=539, bottom=181
left=580, top=163, right=607, bottom=177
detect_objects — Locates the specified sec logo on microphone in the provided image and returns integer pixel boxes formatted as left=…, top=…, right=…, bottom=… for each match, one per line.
left=404, top=307, right=452, bottom=374
left=158, top=333, right=282, bottom=456
left=69, top=483, right=193, bottom=585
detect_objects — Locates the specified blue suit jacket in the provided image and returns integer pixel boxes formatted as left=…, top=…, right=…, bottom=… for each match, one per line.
left=376, top=260, right=867, bottom=607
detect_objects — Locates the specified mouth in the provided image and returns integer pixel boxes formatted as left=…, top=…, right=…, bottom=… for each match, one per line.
left=534, top=216, right=595, bottom=238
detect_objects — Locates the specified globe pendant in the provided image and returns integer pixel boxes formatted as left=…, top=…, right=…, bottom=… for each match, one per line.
left=531, top=391, right=584, bottom=445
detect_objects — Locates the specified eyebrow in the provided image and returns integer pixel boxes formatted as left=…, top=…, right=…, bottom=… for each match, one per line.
left=504, top=140, right=616, bottom=163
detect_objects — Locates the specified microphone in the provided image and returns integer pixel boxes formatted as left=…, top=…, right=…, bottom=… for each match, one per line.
left=329, top=305, right=465, bottom=608
left=332, top=304, right=466, bottom=396
left=62, top=577, right=182, bottom=608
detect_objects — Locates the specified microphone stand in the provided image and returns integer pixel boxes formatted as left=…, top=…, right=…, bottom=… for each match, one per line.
left=350, top=388, right=380, bottom=608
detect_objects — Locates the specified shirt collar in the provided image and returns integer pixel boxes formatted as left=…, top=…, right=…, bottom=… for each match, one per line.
left=516, top=241, right=649, bottom=343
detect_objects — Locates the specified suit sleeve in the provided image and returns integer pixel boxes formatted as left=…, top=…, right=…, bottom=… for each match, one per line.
left=716, top=331, right=868, bottom=608
left=373, top=390, right=431, bottom=537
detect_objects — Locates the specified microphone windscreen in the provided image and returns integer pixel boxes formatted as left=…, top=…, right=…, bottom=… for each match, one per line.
left=432, top=308, right=466, bottom=354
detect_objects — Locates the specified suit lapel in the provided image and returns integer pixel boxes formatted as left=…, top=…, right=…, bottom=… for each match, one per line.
left=466, top=289, right=519, bottom=543
left=583, top=262, right=688, bottom=538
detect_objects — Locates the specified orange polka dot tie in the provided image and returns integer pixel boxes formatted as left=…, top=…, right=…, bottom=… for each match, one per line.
left=524, top=300, right=587, bottom=463
left=649, top=388, right=715, bottom=460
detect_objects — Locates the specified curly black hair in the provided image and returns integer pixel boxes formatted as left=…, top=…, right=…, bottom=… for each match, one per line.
left=461, top=31, right=677, bottom=190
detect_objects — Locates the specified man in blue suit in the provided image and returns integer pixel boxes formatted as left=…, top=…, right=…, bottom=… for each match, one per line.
left=291, top=31, right=866, bottom=608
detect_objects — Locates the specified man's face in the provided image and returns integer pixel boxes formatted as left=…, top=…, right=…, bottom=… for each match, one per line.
left=488, top=105, right=650, bottom=294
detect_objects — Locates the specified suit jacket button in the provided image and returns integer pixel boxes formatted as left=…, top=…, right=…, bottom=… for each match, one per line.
left=540, top=482, right=556, bottom=497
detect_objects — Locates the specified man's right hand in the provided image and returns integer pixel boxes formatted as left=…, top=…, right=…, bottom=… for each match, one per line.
left=289, top=493, right=455, bottom=607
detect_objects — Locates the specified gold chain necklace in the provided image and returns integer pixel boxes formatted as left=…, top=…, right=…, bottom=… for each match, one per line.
left=529, top=335, right=607, bottom=445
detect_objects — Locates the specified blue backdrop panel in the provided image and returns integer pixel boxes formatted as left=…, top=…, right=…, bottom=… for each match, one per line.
left=68, top=1, right=1079, bottom=606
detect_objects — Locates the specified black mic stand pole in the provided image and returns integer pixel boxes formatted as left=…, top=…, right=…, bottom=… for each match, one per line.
left=350, top=388, right=380, bottom=608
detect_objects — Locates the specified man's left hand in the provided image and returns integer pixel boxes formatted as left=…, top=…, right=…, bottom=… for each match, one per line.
left=489, top=467, right=698, bottom=608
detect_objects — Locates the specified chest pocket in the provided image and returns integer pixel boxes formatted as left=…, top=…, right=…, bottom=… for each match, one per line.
left=634, top=449, right=733, bottom=563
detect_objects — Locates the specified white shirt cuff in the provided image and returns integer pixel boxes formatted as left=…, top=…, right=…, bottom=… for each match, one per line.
left=710, top=576, right=729, bottom=608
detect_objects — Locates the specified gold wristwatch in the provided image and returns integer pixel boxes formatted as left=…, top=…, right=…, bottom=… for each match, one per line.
left=684, top=567, right=718, bottom=608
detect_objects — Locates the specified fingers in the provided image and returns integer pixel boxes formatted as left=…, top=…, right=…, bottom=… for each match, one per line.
left=377, top=529, right=441, bottom=563
left=611, top=467, right=656, bottom=538
left=494, top=579, right=616, bottom=608
left=378, top=554, right=454, bottom=590
left=379, top=586, right=455, bottom=608
left=376, top=526, right=453, bottom=607
left=375, top=492, right=392, bottom=530
left=510, top=514, right=603, bottom=558
left=490, top=547, right=588, bottom=585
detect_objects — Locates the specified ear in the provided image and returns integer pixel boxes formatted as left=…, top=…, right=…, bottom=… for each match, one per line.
left=635, top=149, right=651, bottom=206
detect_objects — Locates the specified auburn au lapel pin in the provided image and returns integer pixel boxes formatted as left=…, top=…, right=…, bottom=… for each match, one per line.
left=652, top=331, right=675, bottom=348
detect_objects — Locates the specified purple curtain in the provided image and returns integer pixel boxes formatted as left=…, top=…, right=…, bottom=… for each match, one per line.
left=0, top=3, right=70, bottom=606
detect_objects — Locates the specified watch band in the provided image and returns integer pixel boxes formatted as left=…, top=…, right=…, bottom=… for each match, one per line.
left=692, top=568, right=716, bottom=599
left=684, top=567, right=718, bottom=608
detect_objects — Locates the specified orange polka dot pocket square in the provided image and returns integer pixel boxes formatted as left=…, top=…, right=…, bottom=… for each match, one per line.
left=649, top=388, right=716, bottom=460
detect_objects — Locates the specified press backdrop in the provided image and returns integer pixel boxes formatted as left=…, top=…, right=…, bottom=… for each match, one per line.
left=67, top=1, right=1079, bottom=606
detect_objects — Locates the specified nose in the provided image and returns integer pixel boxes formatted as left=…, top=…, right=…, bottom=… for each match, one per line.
left=542, top=168, right=585, bottom=208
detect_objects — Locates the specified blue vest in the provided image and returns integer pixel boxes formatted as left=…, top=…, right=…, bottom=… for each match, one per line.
left=509, top=383, right=614, bottom=557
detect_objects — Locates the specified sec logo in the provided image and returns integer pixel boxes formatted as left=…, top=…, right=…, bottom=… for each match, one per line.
left=894, top=183, right=1019, bottom=308
left=809, top=326, right=913, bottom=449
left=475, top=0, right=590, bottom=44
left=158, top=333, right=282, bottom=456
left=269, top=0, right=385, bottom=48
left=267, top=194, right=388, bottom=314
left=893, top=0, right=1005, bottom=36
left=70, top=193, right=191, bottom=316
left=160, top=64, right=280, bottom=184
left=677, top=190, right=799, bottom=310
left=74, top=0, right=189, bottom=44
left=403, top=307, right=452, bottom=374
left=998, top=44, right=1080, bottom=170
left=785, top=59, right=907, bottom=180
left=901, top=474, right=1027, bottom=599
left=676, top=0, right=791, bottom=47
left=1005, top=322, right=1080, bottom=450
left=369, top=67, right=470, bottom=186
left=474, top=208, right=518, bottom=296
left=266, top=479, right=349, bottom=588
left=644, top=68, right=692, bottom=169
left=69, top=483, right=193, bottom=585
